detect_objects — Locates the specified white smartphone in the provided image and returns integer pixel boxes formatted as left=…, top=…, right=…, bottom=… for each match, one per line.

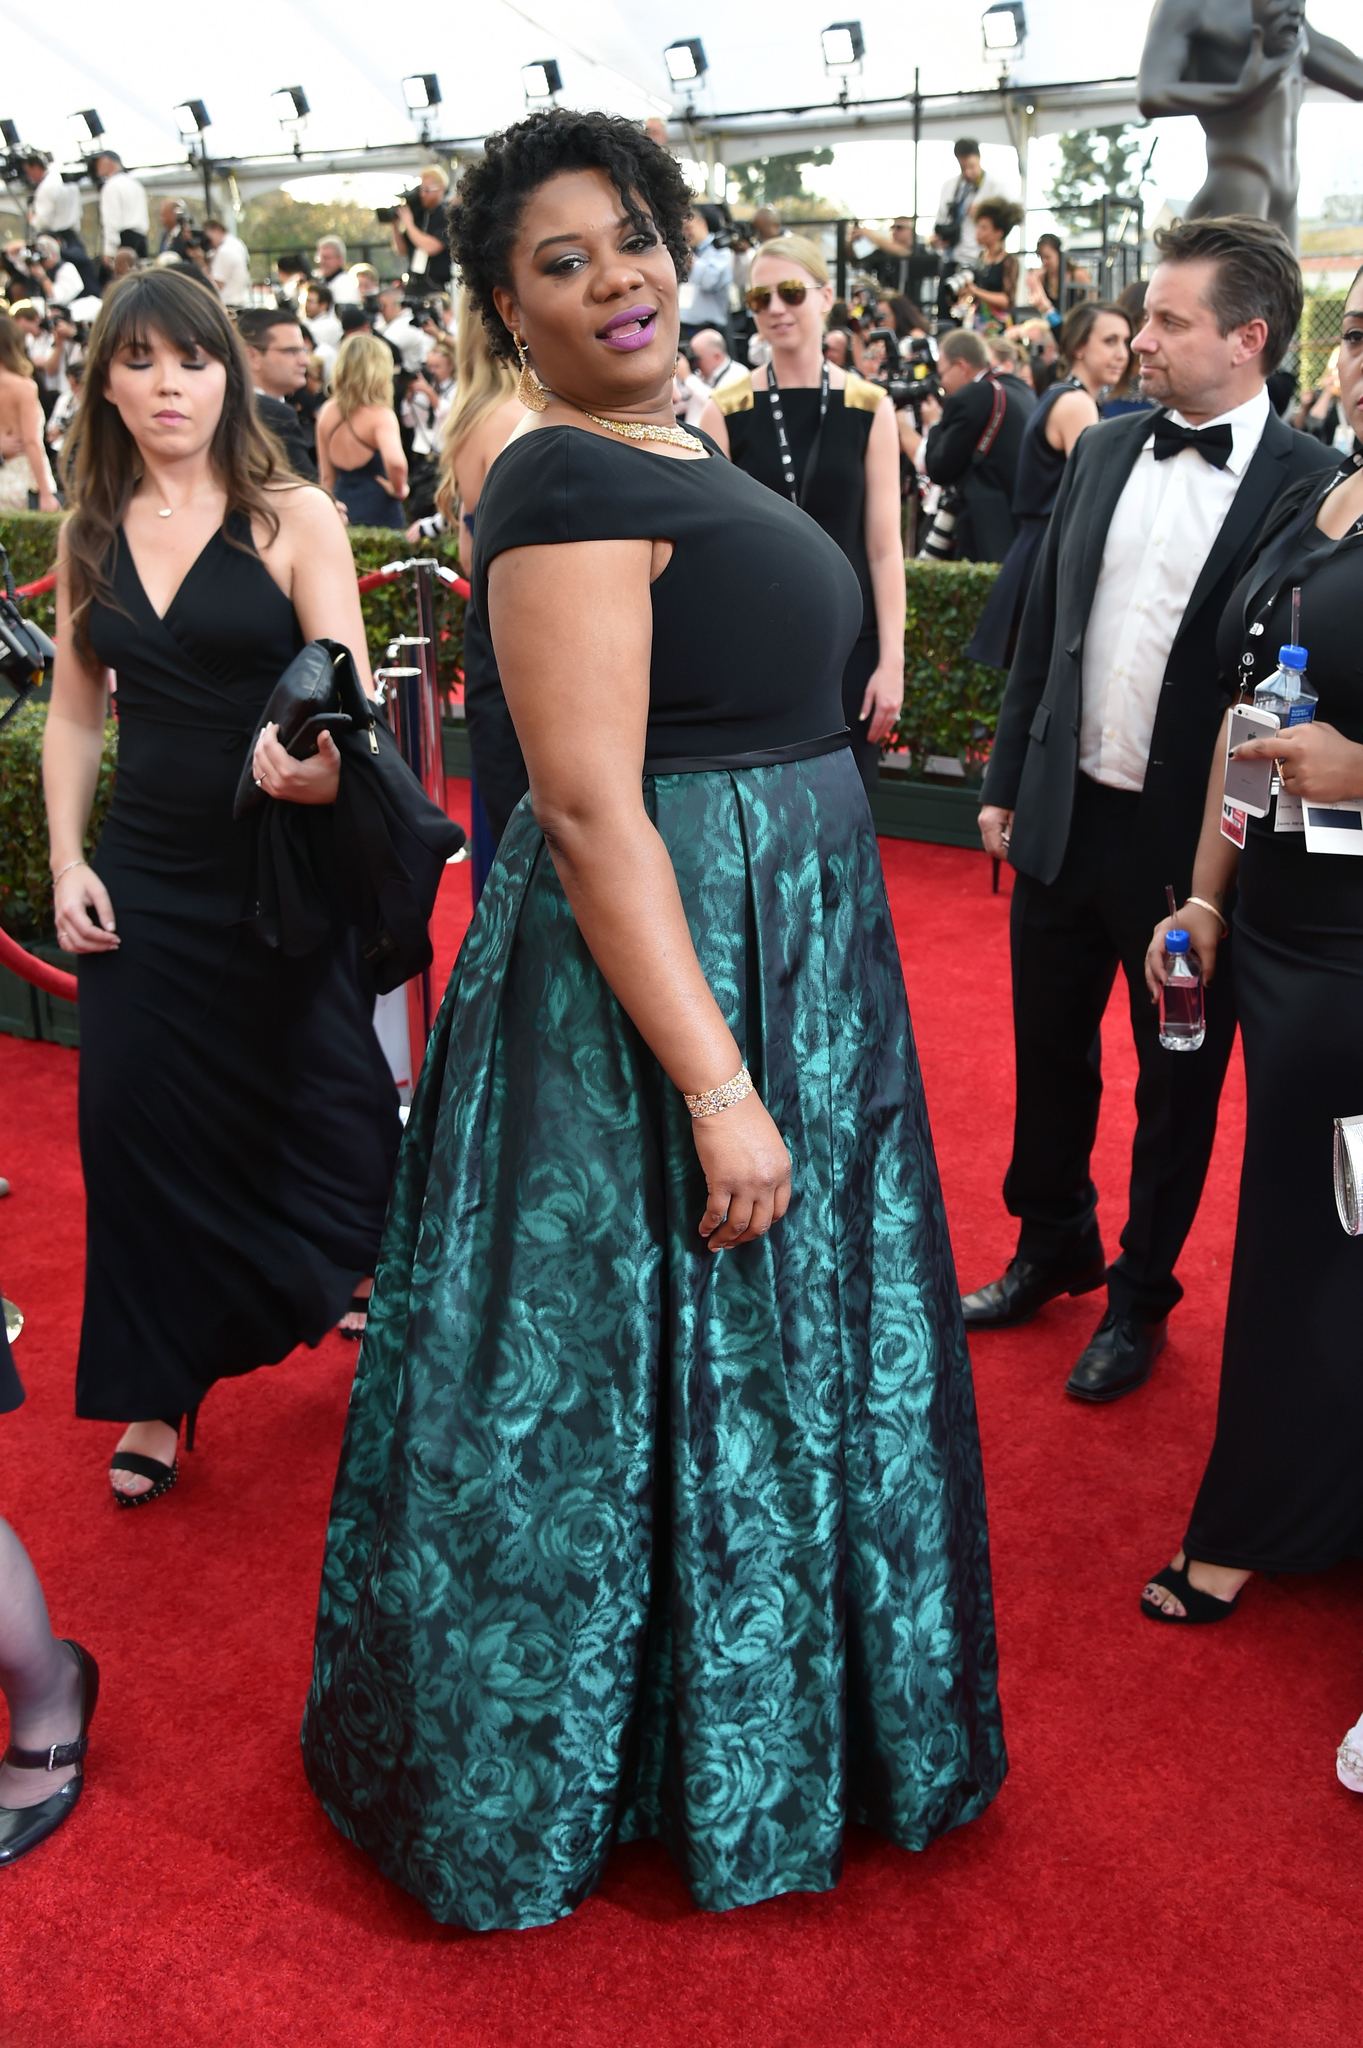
left=1222, top=704, right=1280, bottom=819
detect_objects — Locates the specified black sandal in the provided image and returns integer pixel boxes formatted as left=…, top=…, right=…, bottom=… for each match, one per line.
left=109, top=1406, right=198, bottom=1508
left=338, top=1293, right=371, bottom=1341
left=0, top=1640, right=100, bottom=1867
left=1140, top=1558, right=1241, bottom=1625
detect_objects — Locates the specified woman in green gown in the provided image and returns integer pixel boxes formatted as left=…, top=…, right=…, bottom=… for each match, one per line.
left=301, top=108, right=1006, bottom=1931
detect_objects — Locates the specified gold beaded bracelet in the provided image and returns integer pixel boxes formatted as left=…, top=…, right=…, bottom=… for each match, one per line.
left=684, top=1066, right=754, bottom=1119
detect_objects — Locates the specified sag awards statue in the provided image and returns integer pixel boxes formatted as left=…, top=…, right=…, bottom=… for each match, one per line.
left=1138, top=0, right=1363, bottom=245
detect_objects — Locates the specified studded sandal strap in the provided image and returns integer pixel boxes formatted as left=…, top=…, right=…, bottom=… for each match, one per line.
left=3, top=1734, right=89, bottom=1770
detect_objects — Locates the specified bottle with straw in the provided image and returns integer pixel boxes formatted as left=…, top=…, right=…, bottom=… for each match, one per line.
left=1254, top=584, right=1317, bottom=727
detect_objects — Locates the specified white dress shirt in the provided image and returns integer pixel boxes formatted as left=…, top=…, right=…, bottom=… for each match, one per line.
left=99, top=171, right=149, bottom=257
left=29, top=167, right=82, bottom=238
left=323, top=268, right=362, bottom=307
left=378, top=309, right=430, bottom=373
left=1079, top=385, right=1271, bottom=792
left=209, top=234, right=252, bottom=308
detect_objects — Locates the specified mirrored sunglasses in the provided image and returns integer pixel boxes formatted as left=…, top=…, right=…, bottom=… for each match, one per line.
left=744, top=280, right=809, bottom=311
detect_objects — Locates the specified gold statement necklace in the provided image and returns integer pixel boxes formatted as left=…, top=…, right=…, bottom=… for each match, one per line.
left=580, top=408, right=705, bottom=453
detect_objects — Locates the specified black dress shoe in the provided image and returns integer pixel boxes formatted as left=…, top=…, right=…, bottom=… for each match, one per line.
left=0, top=1640, right=99, bottom=1868
left=961, top=1253, right=1106, bottom=1330
left=1065, top=1310, right=1168, bottom=1403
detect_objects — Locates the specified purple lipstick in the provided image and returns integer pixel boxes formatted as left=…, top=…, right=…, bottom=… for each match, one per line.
left=598, top=306, right=658, bottom=352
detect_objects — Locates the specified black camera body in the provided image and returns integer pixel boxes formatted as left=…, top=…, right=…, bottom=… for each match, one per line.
left=375, top=188, right=420, bottom=226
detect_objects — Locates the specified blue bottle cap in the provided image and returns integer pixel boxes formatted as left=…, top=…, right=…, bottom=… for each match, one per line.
left=1166, top=929, right=1191, bottom=955
left=1278, top=643, right=1308, bottom=670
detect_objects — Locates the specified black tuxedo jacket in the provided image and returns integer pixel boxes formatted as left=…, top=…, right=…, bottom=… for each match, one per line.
left=255, top=393, right=318, bottom=484
left=925, top=371, right=1037, bottom=563
left=981, top=405, right=1335, bottom=888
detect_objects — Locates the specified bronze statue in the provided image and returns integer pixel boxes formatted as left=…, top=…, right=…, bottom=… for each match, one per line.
left=1138, top=0, right=1363, bottom=245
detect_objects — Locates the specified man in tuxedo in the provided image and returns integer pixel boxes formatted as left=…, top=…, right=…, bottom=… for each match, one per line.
left=968, top=214, right=1334, bottom=1400
left=236, top=308, right=318, bottom=482
left=924, top=328, right=1036, bottom=561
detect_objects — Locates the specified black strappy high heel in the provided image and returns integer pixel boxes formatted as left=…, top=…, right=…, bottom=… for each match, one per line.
left=0, top=1640, right=100, bottom=1867
left=109, top=1405, right=199, bottom=1508
left=1140, top=1557, right=1241, bottom=1624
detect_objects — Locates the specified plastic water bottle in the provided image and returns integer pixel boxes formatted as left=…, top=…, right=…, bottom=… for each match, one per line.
left=1159, top=931, right=1205, bottom=1052
left=1253, top=592, right=1316, bottom=727
left=1254, top=642, right=1317, bottom=727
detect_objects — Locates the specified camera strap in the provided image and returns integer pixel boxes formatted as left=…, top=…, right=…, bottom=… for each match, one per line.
left=764, top=360, right=830, bottom=508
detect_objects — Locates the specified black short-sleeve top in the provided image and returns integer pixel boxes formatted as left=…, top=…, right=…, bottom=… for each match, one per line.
left=472, top=423, right=862, bottom=763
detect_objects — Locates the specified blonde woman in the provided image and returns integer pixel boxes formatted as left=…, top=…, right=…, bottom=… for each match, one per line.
left=438, top=298, right=528, bottom=871
left=0, top=313, right=58, bottom=511
left=316, top=332, right=407, bottom=529
left=702, top=234, right=904, bottom=794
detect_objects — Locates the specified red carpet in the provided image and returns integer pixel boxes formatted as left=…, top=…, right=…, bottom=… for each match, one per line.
left=4, top=805, right=1362, bottom=2047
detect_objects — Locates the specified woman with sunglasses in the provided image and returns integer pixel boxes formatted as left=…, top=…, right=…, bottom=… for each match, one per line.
left=701, top=236, right=904, bottom=795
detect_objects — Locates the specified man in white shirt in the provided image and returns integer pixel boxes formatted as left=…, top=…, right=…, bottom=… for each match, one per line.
left=374, top=284, right=430, bottom=373
left=933, top=139, right=1013, bottom=269
left=969, top=215, right=1335, bottom=1400
left=93, top=153, right=149, bottom=261
left=204, top=219, right=251, bottom=308
left=315, top=238, right=361, bottom=307
left=21, top=153, right=82, bottom=242
left=690, top=327, right=748, bottom=398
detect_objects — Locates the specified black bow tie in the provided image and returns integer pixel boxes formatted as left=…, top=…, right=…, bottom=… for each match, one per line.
left=1151, top=416, right=1234, bottom=468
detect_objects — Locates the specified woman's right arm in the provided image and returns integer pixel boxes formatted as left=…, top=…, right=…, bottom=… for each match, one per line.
left=20, top=381, right=57, bottom=512
left=1144, top=707, right=1239, bottom=995
left=370, top=406, right=409, bottom=502
left=489, top=534, right=791, bottom=1249
left=42, top=526, right=119, bottom=952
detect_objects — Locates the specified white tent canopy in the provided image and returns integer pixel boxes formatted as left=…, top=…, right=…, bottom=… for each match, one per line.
left=2, top=0, right=1360, bottom=210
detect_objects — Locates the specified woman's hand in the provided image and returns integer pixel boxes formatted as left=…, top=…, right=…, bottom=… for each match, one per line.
left=53, top=862, right=119, bottom=953
left=1145, top=903, right=1224, bottom=999
left=860, top=662, right=905, bottom=746
left=692, top=1092, right=792, bottom=1251
left=252, top=723, right=342, bottom=805
left=1232, top=720, right=1363, bottom=804
left=1025, top=269, right=1050, bottom=312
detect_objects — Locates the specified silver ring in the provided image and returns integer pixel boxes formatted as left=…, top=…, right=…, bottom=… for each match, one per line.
left=254, top=775, right=263, bottom=788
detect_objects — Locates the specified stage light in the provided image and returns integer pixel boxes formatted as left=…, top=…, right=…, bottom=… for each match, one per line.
left=0, top=121, right=21, bottom=151
left=982, top=2, right=1025, bottom=52
left=272, top=86, right=311, bottom=123
left=72, top=109, right=104, bottom=141
left=403, top=74, right=441, bottom=112
left=821, top=22, right=864, bottom=68
left=522, top=61, right=563, bottom=100
left=664, top=39, right=707, bottom=86
left=175, top=100, right=211, bottom=133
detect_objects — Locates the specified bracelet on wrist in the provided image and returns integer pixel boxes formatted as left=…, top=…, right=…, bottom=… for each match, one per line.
left=50, top=859, right=87, bottom=887
left=684, top=1065, right=754, bottom=1120
left=1184, top=895, right=1228, bottom=935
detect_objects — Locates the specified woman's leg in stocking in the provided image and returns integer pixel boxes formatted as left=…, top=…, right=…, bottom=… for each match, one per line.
left=0, top=1520, right=82, bottom=1809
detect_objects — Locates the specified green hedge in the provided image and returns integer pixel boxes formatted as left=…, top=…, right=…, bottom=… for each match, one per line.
left=0, top=513, right=1002, bottom=939
left=894, top=560, right=1003, bottom=779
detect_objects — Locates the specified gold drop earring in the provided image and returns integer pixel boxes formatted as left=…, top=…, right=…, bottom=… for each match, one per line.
left=514, top=334, right=549, bottom=412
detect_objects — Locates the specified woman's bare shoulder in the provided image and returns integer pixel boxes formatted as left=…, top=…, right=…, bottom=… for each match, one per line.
left=263, top=483, right=342, bottom=539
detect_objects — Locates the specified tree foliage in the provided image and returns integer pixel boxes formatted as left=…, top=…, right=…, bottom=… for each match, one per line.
left=1046, top=126, right=1149, bottom=230
left=237, top=187, right=395, bottom=262
left=728, top=149, right=835, bottom=209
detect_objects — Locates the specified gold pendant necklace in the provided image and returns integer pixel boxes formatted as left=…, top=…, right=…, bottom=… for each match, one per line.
left=581, top=409, right=705, bottom=453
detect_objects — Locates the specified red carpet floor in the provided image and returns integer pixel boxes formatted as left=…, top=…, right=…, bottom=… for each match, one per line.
left=3, top=801, right=1362, bottom=2046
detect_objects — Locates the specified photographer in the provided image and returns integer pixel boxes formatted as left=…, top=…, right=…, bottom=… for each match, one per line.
left=374, top=282, right=429, bottom=372
left=680, top=205, right=733, bottom=344
left=92, top=152, right=149, bottom=263
left=6, top=300, right=76, bottom=423
left=922, top=327, right=1035, bottom=562
left=27, top=237, right=86, bottom=311
left=314, top=237, right=361, bottom=307
left=387, top=167, right=452, bottom=292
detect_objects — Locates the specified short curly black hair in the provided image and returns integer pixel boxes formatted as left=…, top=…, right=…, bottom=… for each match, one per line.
left=450, top=108, right=693, bottom=360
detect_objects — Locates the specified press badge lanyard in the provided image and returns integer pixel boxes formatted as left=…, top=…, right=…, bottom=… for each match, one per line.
left=765, top=360, right=830, bottom=508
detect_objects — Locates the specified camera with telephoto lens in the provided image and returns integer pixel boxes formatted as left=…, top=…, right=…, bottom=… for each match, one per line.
left=0, top=544, right=57, bottom=732
left=375, top=188, right=420, bottom=225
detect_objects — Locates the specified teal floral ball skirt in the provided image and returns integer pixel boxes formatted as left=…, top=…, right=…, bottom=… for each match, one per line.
left=301, top=749, right=1006, bottom=1930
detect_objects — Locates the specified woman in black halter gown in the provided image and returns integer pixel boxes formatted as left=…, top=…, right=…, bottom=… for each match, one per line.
left=43, top=270, right=400, bottom=1503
